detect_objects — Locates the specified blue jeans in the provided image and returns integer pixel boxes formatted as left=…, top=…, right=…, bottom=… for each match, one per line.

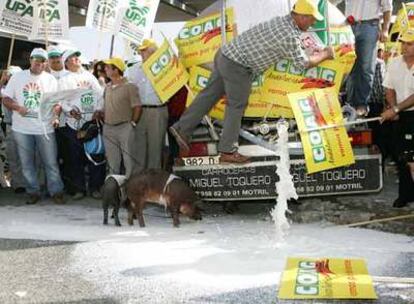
left=13, top=131, right=64, bottom=196
left=347, top=21, right=379, bottom=107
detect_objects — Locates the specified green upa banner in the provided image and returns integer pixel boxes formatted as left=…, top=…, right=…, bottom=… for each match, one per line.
left=30, top=0, right=69, bottom=40
left=86, top=0, right=120, bottom=32
left=0, top=0, right=35, bottom=37
left=115, top=0, right=160, bottom=45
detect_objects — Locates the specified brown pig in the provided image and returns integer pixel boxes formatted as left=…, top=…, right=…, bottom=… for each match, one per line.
left=126, top=169, right=202, bottom=227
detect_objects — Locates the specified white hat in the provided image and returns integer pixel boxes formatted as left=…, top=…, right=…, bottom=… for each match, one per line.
left=47, top=45, right=63, bottom=58
left=7, top=66, right=22, bottom=75
left=30, top=48, right=48, bottom=60
left=62, top=49, right=81, bottom=63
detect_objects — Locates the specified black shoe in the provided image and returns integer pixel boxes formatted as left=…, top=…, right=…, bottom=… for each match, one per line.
left=14, top=187, right=26, bottom=194
left=393, top=198, right=408, bottom=208
left=26, top=194, right=41, bottom=205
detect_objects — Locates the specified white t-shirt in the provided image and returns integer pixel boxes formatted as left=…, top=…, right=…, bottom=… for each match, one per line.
left=58, top=69, right=104, bottom=130
left=383, top=56, right=414, bottom=111
left=125, top=64, right=162, bottom=106
left=50, top=68, right=68, bottom=81
left=332, top=0, right=392, bottom=21
left=3, top=70, right=58, bottom=135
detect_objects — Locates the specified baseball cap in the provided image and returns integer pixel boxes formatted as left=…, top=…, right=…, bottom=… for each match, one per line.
left=62, top=49, right=81, bottom=63
left=293, top=0, right=324, bottom=21
left=400, top=29, right=414, bottom=43
left=138, top=39, right=157, bottom=51
left=48, top=46, right=62, bottom=58
left=104, top=57, right=126, bottom=72
left=30, top=48, right=48, bottom=60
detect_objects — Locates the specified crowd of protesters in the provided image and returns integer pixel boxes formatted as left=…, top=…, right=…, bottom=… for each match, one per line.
left=0, top=38, right=186, bottom=205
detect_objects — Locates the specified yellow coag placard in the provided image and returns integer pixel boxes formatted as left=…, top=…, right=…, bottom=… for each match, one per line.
left=185, top=66, right=226, bottom=119
left=262, top=47, right=356, bottom=118
left=389, top=3, right=411, bottom=38
left=278, top=257, right=377, bottom=300
left=186, top=66, right=287, bottom=120
left=142, top=39, right=189, bottom=103
left=288, top=88, right=354, bottom=174
left=175, top=8, right=235, bottom=67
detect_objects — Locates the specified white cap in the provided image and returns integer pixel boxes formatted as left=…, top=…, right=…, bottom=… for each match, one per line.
left=62, top=49, right=81, bottom=63
left=30, top=48, right=48, bottom=60
left=7, top=66, right=22, bottom=75
left=47, top=45, right=63, bottom=58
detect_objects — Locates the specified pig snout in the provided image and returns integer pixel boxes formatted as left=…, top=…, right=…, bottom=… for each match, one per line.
left=180, top=203, right=202, bottom=221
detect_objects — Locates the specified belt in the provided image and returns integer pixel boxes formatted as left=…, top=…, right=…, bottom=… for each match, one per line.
left=354, top=19, right=379, bottom=25
left=142, top=104, right=166, bottom=108
left=107, top=121, right=128, bottom=126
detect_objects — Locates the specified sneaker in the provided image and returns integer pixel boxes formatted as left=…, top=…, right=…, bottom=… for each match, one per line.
left=91, top=190, right=102, bottom=200
left=26, top=194, right=40, bottom=205
left=169, top=126, right=190, bottom=153
left=219, top=151, right=250, bottom=164
left=53, top=193, right=65, bottom=204
left=72, top=192, right=85, bottom=200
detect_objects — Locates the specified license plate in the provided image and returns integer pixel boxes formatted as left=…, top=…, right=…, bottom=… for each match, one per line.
left=182, top=156, right=220, bottom=166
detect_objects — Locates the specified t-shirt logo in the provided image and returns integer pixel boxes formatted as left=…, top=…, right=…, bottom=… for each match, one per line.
left=77, top=80, right=94, bottom=112
left=77, top=80, right=91, bottom=89
left=23, top=82, right=41, bottom=118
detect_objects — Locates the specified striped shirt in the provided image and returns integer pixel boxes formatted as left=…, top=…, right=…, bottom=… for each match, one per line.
left=221, top=14, right=308, bottom=75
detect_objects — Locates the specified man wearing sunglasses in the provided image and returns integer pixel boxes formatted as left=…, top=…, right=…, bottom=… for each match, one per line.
left=2, top=48, right=64, bottom=205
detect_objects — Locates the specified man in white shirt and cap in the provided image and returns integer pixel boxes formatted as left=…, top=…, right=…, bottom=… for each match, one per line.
left=2, top=48, right=64, bottom=205
left=126, top=39, right=168, bottom=173
left=55, top=49, right=105, bottom=200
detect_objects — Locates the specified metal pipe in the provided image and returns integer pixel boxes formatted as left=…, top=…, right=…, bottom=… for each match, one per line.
left=220, top=0, right=227, bottom=44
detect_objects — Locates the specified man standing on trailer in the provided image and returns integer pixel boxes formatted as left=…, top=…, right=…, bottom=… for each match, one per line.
left=170, top=0, right=334, bottom=164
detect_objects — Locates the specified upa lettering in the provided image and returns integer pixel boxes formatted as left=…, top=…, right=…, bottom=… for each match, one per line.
left=96, top=3, right=116, bottom=19
left=125, top=4, right=149, bottom=27
left=6, top=0, right=33, bottom=17
left=39, top=9, right=60, bottom=22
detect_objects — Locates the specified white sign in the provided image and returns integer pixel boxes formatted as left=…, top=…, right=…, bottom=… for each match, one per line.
left=86, top=0, right=120, bottom=32
left=115, top=0, right=160, bottom=44
left=30, top=0, right=69, bottom=40
left=0, top=0, right=35, bottom=37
